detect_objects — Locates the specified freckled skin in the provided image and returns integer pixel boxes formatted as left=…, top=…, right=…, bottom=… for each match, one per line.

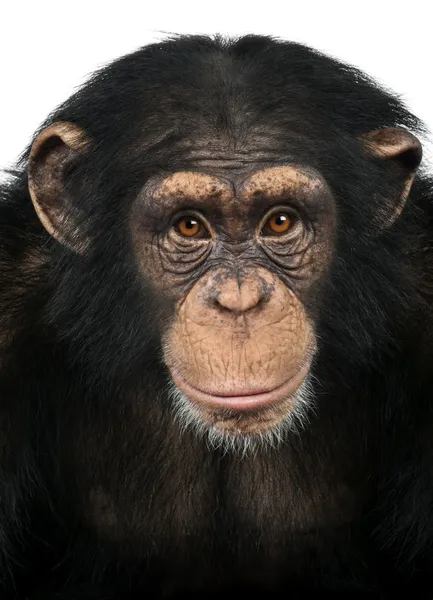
left=154, top=172, right=232, bottom=204
left=132, top=165, right=334, bottom=292
left=129, top=166, right=332, bottom=435
left=240, top=166, right=323, bottom=202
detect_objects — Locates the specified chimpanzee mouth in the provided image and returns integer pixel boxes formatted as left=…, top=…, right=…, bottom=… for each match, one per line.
left=166, top=368, right=316, bottom=454
left=169, top=362, right=312, bottom=414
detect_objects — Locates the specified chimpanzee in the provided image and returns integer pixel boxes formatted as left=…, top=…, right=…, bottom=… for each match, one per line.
left=1, top=33, right=433, bottom=599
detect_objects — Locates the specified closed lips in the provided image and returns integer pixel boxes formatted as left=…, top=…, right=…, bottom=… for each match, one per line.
left=170, top=361, right=311, bottom=412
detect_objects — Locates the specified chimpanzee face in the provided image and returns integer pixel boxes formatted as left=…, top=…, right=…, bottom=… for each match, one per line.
left=129, top=164, right=335, bottom=445
left=27, top=116, right=421, bottom=451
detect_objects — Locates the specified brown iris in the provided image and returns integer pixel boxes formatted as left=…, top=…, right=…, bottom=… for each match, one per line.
left=175, top=216, right=208, bottom=238
left=262, top=213, right=293, bottom=236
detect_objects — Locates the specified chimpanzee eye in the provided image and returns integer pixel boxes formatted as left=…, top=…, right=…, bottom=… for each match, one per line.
left=174, top=216, right=210, bottom=239
left=262, top=212, right=294, bottom=236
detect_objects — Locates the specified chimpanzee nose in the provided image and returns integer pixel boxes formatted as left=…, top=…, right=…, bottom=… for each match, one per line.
left=213, top=276, right=264, bottom=314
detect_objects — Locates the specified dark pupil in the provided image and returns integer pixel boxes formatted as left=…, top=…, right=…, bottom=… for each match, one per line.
left=185, top=219, right=197, bottom=229
left=275, top=215, right=286, bottom=226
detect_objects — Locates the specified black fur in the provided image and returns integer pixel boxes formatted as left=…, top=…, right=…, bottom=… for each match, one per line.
left=1, top=34, right=433, bottom=598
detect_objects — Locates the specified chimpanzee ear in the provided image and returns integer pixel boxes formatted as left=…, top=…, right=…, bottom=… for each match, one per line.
left=28, top=122, right=89, bottom=251
left=362, top=127, right=422, bottom=226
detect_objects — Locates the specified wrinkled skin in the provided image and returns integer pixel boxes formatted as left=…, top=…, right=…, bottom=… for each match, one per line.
left=128, top=167, right=333, bottom=436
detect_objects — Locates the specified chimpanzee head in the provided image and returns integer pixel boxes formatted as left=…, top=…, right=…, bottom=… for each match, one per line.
left=26, top=35, right=423, bottom=453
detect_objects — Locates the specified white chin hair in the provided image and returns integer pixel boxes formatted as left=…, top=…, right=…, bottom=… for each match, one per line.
left=165, top=377, right=316, bottom=457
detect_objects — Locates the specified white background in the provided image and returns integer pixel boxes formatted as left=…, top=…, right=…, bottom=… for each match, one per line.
left=1, top=0, right=432, bottom=175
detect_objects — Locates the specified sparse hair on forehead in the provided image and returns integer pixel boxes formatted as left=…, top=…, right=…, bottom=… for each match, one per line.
left=20, top=35, right=425, bottom=168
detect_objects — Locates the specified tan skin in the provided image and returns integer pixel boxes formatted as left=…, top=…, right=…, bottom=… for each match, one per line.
left=131, top=167, right=332, bottom=436
left=28, top=123, right=421, bottom=439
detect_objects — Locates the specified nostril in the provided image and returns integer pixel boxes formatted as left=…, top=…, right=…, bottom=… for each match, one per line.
left=213, top=297, right=225, bottom=311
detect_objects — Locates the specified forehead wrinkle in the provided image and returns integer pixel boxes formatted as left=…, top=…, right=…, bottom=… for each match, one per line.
left=154, top=172, right=233, bottom=204
left=240, top=166, right=325, bottom=203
